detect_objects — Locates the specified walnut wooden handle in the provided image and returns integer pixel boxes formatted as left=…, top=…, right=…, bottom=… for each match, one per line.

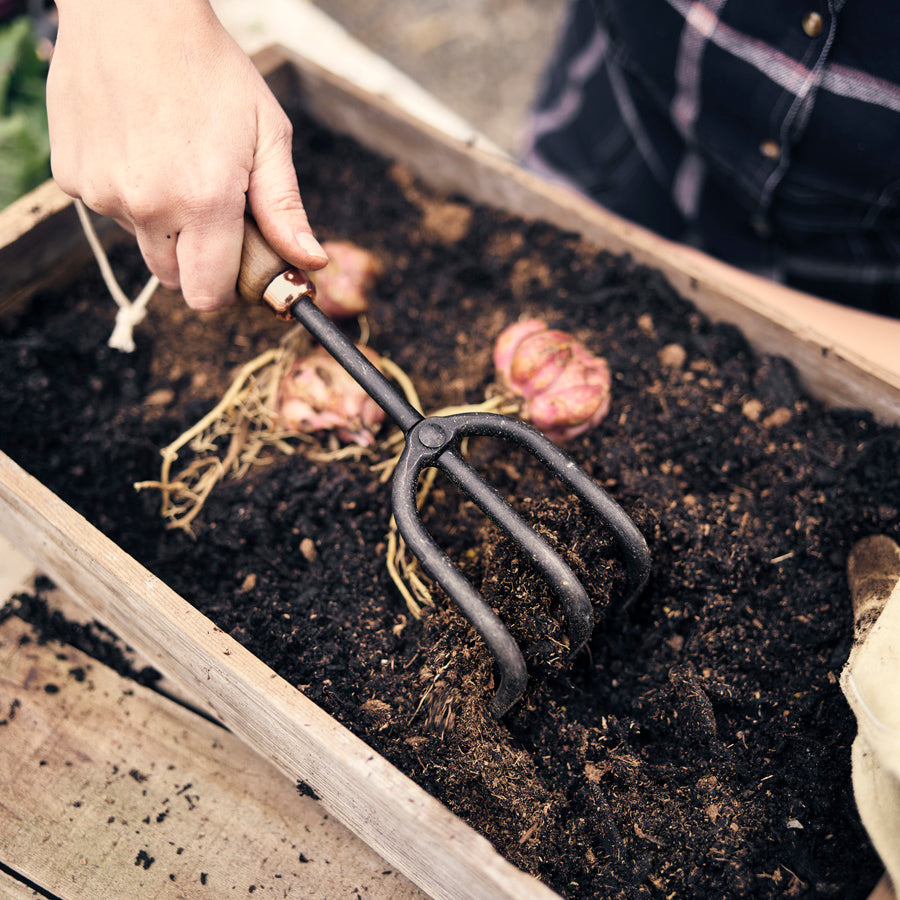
left=237, top=216, right=289, bottom=305
left=238, top=215, right=316, bottom=320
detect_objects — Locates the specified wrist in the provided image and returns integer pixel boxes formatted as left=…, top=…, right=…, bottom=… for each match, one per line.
left=54, top=0, right=219, bottom=42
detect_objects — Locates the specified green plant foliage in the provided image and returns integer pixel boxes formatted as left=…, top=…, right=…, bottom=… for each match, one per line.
left=0, top=16, right=50, bottom=208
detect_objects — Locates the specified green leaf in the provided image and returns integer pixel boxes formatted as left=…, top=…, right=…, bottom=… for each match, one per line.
left=0, top=111, right=49, bottom=206
left=0, top=16, right=50, bottom=206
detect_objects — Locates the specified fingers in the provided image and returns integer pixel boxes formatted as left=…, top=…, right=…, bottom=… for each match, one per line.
left=175, top=210, right=246, bottom=311
left=54, top=85, right=323, bottom=311
left=135, top=224, right=180, bottom=291
left=47, top=3, right=328, bottom=313
left=74, top=190, right=246, bottom=311
left=247, top=108, right=329, bottom=272
left=111, top=181, right=247, bottom=309
left=128, top=205, right=244, bottom=311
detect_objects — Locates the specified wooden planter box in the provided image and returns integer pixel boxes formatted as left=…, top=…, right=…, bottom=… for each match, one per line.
left=2, top=44, right=900, bottom=900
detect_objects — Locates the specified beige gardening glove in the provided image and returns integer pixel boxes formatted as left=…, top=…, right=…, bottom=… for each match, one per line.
left=46, top=0, right=328, bottom=311
left=842, top=535, right=900, bottom=896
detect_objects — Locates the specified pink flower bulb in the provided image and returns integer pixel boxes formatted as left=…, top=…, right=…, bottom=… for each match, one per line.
left=493, top=319, right=612, bottom=442
left=276, top=345, right=386, bottom=447
left=313, top=242, right=383, bottom=319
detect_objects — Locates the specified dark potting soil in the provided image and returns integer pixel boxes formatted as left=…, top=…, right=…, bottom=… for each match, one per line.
left=2, top=110, right=898, bottom=899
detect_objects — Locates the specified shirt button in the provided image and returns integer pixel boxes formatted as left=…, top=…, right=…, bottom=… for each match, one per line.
left=802, top=12, right=824, bottom=37
left=751, top=215, right=771, bottom=238
left=760, top=139, right=781, bottom=160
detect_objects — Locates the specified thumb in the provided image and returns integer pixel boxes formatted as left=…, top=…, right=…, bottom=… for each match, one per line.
left=246, top=112, right=328, bottom=272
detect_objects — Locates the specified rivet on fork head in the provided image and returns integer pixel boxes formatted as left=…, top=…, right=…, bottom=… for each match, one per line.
left=417, top=420, right=449, bottom=449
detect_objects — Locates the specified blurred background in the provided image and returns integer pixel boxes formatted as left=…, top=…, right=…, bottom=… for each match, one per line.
left=312, top=0, right=568, bottom=153
left=0, top=0, right=571, bottom=208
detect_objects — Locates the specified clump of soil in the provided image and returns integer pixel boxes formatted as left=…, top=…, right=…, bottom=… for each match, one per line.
left=2, top=106, right=898, bottom=899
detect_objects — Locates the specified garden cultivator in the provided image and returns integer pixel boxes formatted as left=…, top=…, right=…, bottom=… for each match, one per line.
left=239, top=219, right=651, bottom=716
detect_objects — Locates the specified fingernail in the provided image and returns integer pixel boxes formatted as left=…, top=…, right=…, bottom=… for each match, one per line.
left=297, top=231, right=328, bottom=263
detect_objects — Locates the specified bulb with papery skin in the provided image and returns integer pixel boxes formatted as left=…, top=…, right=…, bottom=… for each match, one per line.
left=313, top=242, right=383, bottom=319
left=492, top=319, right=546, bottom=391
left=276, top=345, right=385, bottom=447
left=493, top=318, right=612, bottom=442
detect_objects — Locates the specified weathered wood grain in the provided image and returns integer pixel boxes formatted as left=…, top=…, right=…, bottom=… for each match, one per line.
left=0, top=454, right=560, bottom=900
left=0, top=867, right=45, bottom=899
left=0, top=182, right=127, bottom=320
left=0, top=614, right=426, bottom=899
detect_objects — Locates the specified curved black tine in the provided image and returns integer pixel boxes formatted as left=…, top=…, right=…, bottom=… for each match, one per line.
left=394, top=414, right=651, bottom=717
left=392, top=445, right=529, bottom=717
left=399, top=419, right=594, bottom=653
left=435, top=448, right=594, bottom=655
left=412, top=413, right=652, bottom=608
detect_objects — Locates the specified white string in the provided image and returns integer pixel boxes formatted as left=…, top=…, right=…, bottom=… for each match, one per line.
left=74, top=199, right=160, bottom=353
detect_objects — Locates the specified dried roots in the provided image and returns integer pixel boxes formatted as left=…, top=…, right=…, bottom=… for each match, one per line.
left=135, top=335, right=520, bottom=620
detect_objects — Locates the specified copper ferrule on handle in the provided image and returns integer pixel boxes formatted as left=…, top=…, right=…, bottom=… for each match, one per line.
left=262, top=269, right=317, bottom=321
left=238, top=215, right=317, bottom=317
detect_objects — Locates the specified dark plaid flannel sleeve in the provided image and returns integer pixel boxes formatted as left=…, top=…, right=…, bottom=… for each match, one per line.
left=523, top=0, right=900, bottom=316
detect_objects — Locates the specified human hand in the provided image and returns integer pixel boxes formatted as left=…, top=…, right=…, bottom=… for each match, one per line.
left=47, top=0, right=327, bottom=311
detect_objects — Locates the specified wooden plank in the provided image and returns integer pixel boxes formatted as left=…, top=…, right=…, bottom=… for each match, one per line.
left=0, top=535, right=35, bottom=600
left=269, top=45, right=900, bottom=425
left=0, top=614, right=426, bottom=900
left=4, top=578, right=219, bottom=716
left=0, top=454, right=559, bottom=900
left=0, top=182, right=126, bottom=320
left=0, top=867, right=44, bottom=899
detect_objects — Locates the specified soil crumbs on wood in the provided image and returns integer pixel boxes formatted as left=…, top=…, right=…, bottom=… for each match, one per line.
left=2, top=111, right=898, bottom=899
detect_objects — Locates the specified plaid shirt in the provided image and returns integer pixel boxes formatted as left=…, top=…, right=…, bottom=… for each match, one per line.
left=523, top=0, right=900, bottom=316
